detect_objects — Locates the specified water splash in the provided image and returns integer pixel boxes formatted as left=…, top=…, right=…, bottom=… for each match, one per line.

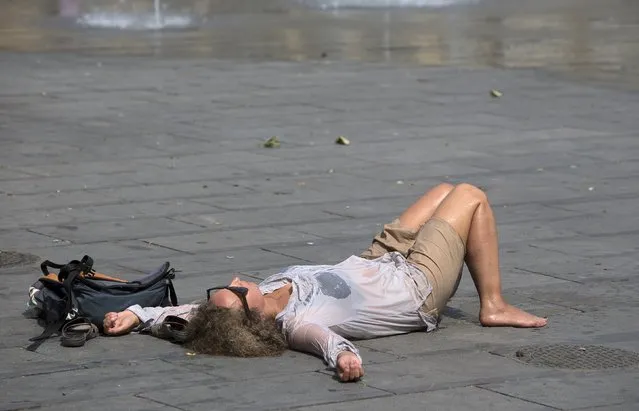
left=154, top=0, right=162, bottom=28
left=76, top=12, right=192, bottom=29
left=74, top=0, right=194, bottom=30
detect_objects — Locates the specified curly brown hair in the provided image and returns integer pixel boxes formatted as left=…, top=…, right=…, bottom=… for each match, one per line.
left=184, top=303, right=288, bottom=357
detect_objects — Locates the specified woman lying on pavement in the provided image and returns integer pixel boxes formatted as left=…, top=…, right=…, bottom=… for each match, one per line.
left=103, top=183, right=547, bottom=382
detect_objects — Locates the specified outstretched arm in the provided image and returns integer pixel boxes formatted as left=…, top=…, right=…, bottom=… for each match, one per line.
left=103, top=304, right=199, bottom=336
left=286, top=321, right=364, bottom=382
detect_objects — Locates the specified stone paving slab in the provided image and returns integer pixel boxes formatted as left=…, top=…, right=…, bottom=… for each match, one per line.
left=128, top=165, right=251, bottom=186
left=575, top=405, right=638, bottom=411
left=260, top=239, right=367, bottom=265
left=1, top=50, right=638, bottom=411
left=31, top=217, right=206, bottom=243
left=162, top=346, right=400, bottom=383
left=139, top=372, right=389, bottom=411
left=0, top=229, right=71, bottom=250
left=0, top=347, right=82, bottom=379
left=142, top=226, right=323, bottom=253
left=23, top=396, right=177, bottom=411
left=2, top=190, right=114, bottom=213
left=300, top=386, right=555, bottom=411
left=7, top=198, right=219, bottom=229
left=341, top=351, right=556, bottom=395
left=7, top=159, right=160, bottom=178
left=481, top=371, right=639, bottom=410
left=27, top=240, right=182, bottom=264
left=509, top=282, right=639, bottom=313
left=319, top=196, right=422, bottom=219
left=529, top=233, right=639, bottom=258
left=0, top=171, right=137, bottom=195
left=498, top=247, right=637, bottom=284
left=94, top=180, right=250, bottom=204
left=170, top=204, right=344, bottom=230
left=1, top=359, right=217, bottom=410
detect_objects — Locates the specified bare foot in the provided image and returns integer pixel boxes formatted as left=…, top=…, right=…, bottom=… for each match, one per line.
left=480, top=303, right=547, bottom=328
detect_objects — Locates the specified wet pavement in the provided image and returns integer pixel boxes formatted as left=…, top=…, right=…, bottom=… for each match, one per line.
left=1, top=0, right=639, bottom=89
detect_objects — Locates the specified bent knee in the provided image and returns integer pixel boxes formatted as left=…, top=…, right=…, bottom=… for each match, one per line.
left=436, top=182, right=455, bottom=193
left=428, top=182, right=455, bottom=197
left=454, top=183, right=487, bottom=203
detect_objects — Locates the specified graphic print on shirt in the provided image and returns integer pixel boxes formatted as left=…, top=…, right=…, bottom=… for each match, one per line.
left=316, top=272, right=351, bottom=299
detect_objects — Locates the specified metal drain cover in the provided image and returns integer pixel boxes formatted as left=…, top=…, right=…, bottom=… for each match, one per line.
left=0, top=250, right=39, bottom=268
left=513, top=344, right=639, bottom=370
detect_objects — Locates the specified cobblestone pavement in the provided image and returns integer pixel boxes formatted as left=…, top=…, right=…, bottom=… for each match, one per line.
left=1, top=17, right=639, bottom=411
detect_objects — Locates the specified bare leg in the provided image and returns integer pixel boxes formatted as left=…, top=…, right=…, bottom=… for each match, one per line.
left=432, top=184, right=547, bottom=328
left=398, top=183, right=455, bottom=231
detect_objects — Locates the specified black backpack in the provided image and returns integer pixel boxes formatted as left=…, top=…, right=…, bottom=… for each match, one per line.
left=27, top=255, right=178, bottom=351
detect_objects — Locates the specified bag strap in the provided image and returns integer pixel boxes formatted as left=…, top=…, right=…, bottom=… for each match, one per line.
left=40, top=255, right=94, bottom=279
left=40, top=260, right=65, bottom=276
left=26, top=321, right=62, bottom=351
left=60, top=264, right=83, bottom=318
left=167, top=271, right=178, bottom=306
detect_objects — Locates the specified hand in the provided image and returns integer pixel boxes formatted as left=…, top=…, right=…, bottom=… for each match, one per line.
left=336, top=351, right=364, bottom=382
left=103, top=310, right=140, bottom=336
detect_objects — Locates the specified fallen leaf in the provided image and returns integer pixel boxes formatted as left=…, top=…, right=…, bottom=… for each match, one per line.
left=490, top=89, right=503, bottom=98
left=263, top=136, right=281, bottom=148
left=335, top=136, right=350, bottom=145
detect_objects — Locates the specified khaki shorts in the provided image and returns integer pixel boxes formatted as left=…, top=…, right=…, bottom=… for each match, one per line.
left=361, top=217, right=466, bottom=318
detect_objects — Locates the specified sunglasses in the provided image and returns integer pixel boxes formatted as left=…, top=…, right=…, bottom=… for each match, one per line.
left=206, top=286, right=251, bottom=318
